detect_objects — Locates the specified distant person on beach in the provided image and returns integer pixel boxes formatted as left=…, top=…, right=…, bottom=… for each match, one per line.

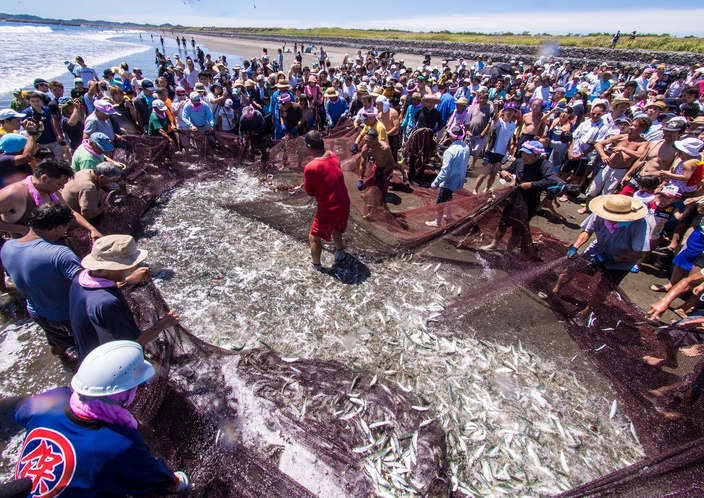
left=65, top=56, right=99, bottom=86
left=627, top=31, right=637, bottom=48
left=303, top=130, right=350, bottom=271
left=610, top=31, right=621, bottom=49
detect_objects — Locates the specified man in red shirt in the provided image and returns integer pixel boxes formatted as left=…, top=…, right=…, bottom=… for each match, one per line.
left=303, top=130, right=351, bottom=271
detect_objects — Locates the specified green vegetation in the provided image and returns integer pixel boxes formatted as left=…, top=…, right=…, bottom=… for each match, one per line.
left=198, top=27, right=704, bottom=53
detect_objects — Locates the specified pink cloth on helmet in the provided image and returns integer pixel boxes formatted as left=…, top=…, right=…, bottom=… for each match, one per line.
left=69, top=387, right=139, bottom=429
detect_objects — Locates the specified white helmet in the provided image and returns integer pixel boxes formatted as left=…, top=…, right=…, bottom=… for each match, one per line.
left=71, top=341, right=155, bottom=397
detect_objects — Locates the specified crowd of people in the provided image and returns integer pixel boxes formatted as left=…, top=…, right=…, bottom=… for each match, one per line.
left=1, top=37, right=704, bottom=495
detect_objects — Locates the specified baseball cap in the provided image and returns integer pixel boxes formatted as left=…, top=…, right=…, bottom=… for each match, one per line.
left=614, top=116, right=632, bottom=125
left=189, top=92, right=201, bottom=101
left=0, top=134, right=28, bottom=154
left=504, top=102, right=519, bottom=110
left=11, top=88, right=22, bottom=95
left=152, top=99, right=167, bottom=111
left=663, top=117, right=688, bottom=132
left=74, top=77, right=83, bottom=83
left=224, top=99, right=234, bottom=108
left=89, top=132, right=114, bottom=152
left=141, top=79, right=155, bottom=90
left=519, top=140, right=545, bottom=155
left=33, top=78, right=48, bottom=88
left=0, top=109, right=26, bottom=121
left=658, top=185, right=681, bottom=198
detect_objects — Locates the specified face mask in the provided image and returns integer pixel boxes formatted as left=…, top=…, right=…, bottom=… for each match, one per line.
left=617, top=221, right=632, bottom=228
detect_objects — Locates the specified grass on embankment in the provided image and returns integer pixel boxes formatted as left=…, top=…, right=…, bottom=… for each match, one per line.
left=191, top=27, right=704, bottom=54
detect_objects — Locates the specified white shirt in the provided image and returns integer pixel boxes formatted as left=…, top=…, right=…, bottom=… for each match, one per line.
left=571, top=119, right=604, bottom=156
left=491, top=118, right=517, bottom=155
left=184, top=66, right=199, bottom=90
left=218, top=108, right=235, bottom=131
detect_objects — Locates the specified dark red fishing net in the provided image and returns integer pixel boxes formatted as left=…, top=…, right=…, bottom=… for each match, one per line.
left=65, top=128, right=704, bottom=496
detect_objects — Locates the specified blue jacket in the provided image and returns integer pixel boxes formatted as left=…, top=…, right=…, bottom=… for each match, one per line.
left=436, top=93, right=456, bottom=124
left=15, top=387, right=176, bottom=497
left=325, top=98, right=349, bottom=129
left=432, top=140, right=470, bottom=192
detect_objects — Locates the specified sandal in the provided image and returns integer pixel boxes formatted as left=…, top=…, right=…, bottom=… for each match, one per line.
left=650, top=284, right=670, bottom=293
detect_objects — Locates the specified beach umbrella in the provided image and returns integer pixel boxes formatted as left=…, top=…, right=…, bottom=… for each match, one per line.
left=478, top=64, right=513, bottom=77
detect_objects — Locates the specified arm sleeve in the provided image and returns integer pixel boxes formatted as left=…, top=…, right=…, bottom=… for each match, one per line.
left=580, top=213, right=598, bottom=235
left=530, top=160, right=559, bottom=190
left=181, top=105, right=192, bottom=127
left=630, top=221, right=651, bottom=252
left=433, top=149, right=453, bottom=188
left=53, top=247, right=84, bottom=280
left=325, top=102, right=334, bottom=127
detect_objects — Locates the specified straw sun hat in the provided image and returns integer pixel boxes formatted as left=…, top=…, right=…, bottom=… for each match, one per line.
left=588, top=195, right=647, bottom=222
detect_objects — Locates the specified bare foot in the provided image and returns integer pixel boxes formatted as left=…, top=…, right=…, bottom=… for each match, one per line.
left=425, top=220, right=440, bottom=228
left=643, top=355, right=666, bottom=366
left=471, top=190, right=478, bottom=195
left=576, top=207, right=589, bottom=215
left=673, top=309, right=689, bottom=320
left=680, top=344, right=703, bottom=357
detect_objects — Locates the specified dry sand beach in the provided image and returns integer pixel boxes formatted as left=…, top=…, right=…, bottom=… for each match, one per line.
left=172, top=31, right=433, bottom=69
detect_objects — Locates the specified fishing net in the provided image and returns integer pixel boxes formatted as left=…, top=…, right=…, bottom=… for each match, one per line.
left=58, top=126, right=704, bottom=496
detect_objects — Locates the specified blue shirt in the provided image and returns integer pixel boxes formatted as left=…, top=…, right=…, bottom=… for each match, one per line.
left=69, top=281, right=142, bottom=360
left=581, top=214, right=650, bottom=270
left=15, top=387, right=175, bottom=497
left=325, top=98, right=349, bottom=129
left=437, top=93, right=456, bottom=124
left=181, top=102, right=214, bottom=128
left=22, top=106, right=57, bottom=145
left=1, top=239, right=82, bottom=321
left=432, top=140, right=470, bottom=192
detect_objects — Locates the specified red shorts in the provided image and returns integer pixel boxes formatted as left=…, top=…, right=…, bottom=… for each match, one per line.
left=363, top=164, right=393, bottom=196
left=620, top=184, right=636, bottom=196
left=310, top=210, right=349, bottom=241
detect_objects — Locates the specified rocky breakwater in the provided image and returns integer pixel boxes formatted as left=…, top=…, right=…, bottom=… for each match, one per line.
left=202, top=29, right=704, bottom=67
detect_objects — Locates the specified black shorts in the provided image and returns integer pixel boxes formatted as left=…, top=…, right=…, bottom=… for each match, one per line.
left=579, top=260, right=630, bottom=285
left=28, top=312, right=75, bottom=351
left=483, top=151, right=504, bottom=164
left=435, top=187, right=454, bottom=204
left=518, top=133, right=535, bottom=148
left=560, top=157, right=589, bottom=177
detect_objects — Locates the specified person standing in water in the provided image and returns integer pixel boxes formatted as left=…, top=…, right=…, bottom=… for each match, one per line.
left=303, top=131, right=350, bottom=271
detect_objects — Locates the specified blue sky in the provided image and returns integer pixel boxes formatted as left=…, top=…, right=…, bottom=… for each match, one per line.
left=3, top=1, right=704, bottom=36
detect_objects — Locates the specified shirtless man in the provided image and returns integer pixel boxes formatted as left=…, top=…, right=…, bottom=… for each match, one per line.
left=579, top=117, right=651, bottom=213
left=375, top=96, right=401, bottom=162
left=357, top=129, right=396, bottom=218
left=518, top=98, right=546, bottom=149
left=620, top=118, right=687, bottom=196
left=0, top=158, right=101, bottom=240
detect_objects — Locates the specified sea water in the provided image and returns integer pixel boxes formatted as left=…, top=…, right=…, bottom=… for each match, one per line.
left=0, top=21, right=243, bottom=108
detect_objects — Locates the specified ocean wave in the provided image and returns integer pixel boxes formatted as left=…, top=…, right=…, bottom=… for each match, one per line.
left=0, top=25, right=53, bottom=34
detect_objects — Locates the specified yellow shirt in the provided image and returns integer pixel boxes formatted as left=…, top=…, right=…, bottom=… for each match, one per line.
left=360, top=120, right=388, bottom=143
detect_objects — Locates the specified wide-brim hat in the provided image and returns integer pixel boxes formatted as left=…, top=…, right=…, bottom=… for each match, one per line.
left=82, top=235, right=148, bottom=271
left=422, top=94, right=440, bottom=103
left=589, top=195, right=647, bottom=222
left=275, top=82, right=289, bottom=90
left=611, top=98, right=634, bottom=108
left=325, top=88, right=339, bottom=98
left=455, top=97, right=469, bottom=106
